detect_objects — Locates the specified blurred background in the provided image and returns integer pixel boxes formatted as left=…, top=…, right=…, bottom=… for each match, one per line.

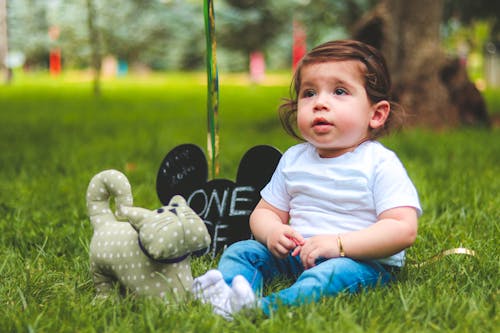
left=0, top=0, right=499, bottom=127
left=0, top=0, right=497, bottom=72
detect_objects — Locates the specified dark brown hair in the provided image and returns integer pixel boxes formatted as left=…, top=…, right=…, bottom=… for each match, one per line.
left=279, top=39, right=404, bottom=141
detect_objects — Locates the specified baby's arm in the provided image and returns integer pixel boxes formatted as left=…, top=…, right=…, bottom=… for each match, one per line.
left=339, top=206, right=418, bottom=259
left=299, top=206, right=418, bottom=268
left=250, top=199, right=304, bottom=259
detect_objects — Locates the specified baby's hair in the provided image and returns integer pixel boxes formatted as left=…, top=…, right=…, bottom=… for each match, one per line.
left=279, top=39, right=404, bottom=141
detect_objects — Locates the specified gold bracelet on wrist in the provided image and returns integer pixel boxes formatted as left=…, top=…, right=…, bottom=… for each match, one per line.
left=337, top=235, right=345, bottom=257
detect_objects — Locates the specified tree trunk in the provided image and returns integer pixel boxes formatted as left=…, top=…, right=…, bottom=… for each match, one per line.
left=353, top=0, right=460, bottom=128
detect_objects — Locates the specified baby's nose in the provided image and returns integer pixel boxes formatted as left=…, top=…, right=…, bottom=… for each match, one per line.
left=313, top=95, right=330, bottom=111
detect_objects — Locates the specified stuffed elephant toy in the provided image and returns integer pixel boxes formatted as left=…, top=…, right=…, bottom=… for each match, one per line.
left=86, top=169, right=211, bottom=300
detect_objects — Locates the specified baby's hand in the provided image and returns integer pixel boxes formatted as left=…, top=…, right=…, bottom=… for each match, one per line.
left=299, top=235, right=338, bottom=269
left=266, top=225, right=304, bottom=259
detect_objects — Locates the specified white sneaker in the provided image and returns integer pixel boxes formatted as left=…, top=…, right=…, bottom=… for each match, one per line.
left=230, top=275, right=256, bottom=313
left=192, top=269, right=232, bottom=308
left=192, top=270, right=257, bottom=320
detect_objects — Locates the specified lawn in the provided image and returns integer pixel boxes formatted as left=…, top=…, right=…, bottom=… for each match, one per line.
left=0, top=72, right=498, bottom=332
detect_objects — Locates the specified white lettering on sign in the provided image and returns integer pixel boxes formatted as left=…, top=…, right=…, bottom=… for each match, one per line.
left=188, top=189, right=208, bottom=216
left=186, top=186, right=256, bottom=258
left=187, top=186, right=255, bottom=219
left=211, top=222, right=228, bottom=258
left=207, top=188, right=229, bottom=218
left=230, top=186, right=253, bottom=216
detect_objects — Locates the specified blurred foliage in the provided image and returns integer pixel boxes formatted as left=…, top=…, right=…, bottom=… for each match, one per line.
left=442, top=20, right=493, bottom=81
left=217, top=0, right=290, bottom=54
left=7, top=0, right=206, bottom=70
left=443, top=0, right=500, bottom=41
left=4, top=0, right=375, bottom=71
left=4, top=0, right=499, bottom=72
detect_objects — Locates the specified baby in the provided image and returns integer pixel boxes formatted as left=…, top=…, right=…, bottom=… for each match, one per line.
left=193, top=39, right=421, bottom=318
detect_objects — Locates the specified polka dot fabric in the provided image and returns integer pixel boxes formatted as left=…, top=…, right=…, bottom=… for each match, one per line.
left=86, top=170, right=211, bottom=300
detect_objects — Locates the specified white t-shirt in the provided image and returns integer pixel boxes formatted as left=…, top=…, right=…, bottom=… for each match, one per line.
left=261, top=141, right=422, bottom=267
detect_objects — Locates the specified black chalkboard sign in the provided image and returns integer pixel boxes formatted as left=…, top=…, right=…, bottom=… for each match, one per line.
left=157, top=144, right=282, bottom=257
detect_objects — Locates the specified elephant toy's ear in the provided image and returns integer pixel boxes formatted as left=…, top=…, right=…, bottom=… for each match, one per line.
left=236, top=145, right=282, bottom=191
left=156, top=144, right=208, bottom=205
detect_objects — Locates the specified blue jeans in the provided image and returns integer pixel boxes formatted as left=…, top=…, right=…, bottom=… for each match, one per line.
left=218, top=240, right=397, bottom=316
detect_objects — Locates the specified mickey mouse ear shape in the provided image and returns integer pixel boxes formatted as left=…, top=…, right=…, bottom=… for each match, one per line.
left=156, top=144, right=208, bottom=205
left=236, top=145, right=282, bottom=190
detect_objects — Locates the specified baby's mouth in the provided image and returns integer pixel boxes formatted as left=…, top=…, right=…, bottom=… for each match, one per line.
left=312, top=117, right=332, bottom=127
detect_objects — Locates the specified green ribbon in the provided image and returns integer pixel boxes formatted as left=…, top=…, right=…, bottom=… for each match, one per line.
left=204, top=0, right=219, bottom=179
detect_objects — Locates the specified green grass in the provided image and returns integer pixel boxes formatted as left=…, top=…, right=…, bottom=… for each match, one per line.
left=0, top=72, right=498, bottom=332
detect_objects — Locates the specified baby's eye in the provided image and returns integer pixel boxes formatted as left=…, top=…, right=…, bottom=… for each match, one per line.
left=334, top=88, right=348, bottom=95
left=301, top=89, right=316, bottom=98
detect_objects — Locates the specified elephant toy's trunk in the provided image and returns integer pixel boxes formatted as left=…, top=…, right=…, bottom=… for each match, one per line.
left=86, top=169, right=133, bottom=230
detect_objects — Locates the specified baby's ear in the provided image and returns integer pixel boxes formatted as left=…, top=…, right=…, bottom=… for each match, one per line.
left=369, top=100, right=390, bottom=129
left=156, top=144, right=208, bottom=205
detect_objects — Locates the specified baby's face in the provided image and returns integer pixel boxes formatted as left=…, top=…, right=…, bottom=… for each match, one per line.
left=296, top=60, right=376, bottom=158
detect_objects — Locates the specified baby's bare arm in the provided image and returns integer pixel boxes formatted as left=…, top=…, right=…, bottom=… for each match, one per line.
left=250, top=199, right=304, bottom=258
left=300, top=206, right=418, bottom=268
left=340, top=206, right=418, bottom=259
